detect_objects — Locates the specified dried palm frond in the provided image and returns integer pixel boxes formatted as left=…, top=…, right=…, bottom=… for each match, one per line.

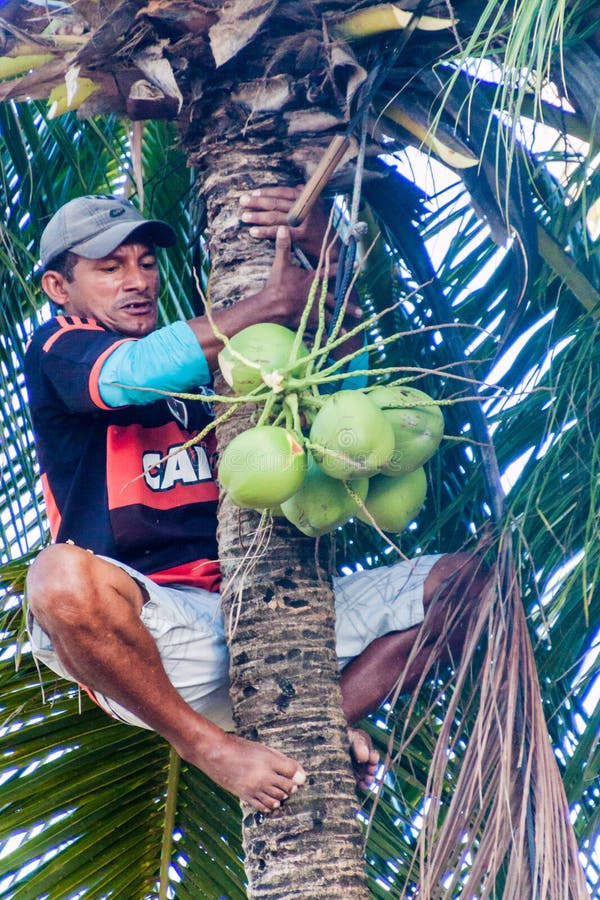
left=415, top=537, right=588, bottom=898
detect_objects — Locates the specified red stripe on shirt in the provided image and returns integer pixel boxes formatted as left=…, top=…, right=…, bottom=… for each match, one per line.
left=88, top=338, right=134, bottom=410
left=42, top=316, right=105, bottom=353
left=149, top=558, right=221, bottom=591
left=40, top=472, right=61, bottom=539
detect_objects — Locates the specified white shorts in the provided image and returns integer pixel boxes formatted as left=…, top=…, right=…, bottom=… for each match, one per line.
left=29, top=554, right=441, bottom=732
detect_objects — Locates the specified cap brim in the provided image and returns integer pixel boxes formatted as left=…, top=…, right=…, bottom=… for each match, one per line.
left=69, top=220, right=177, bottom=260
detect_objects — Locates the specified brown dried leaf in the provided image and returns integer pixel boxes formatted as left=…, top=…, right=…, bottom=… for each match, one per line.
left=381, top=538, right=590, bottom=898
left=133, top=42, right=182, bottom=109
left=232, top=75, right=292, bottom=113
left=136, top=0, right=217, bottom=37
left=209, top=0, right=277, bottom=68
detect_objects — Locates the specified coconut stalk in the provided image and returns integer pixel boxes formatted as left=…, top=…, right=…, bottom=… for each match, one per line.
left=188, top=131, right=369, bottom=896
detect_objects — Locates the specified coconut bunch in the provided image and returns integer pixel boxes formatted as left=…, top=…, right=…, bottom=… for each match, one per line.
left=213, top=320, right=444, bottom=538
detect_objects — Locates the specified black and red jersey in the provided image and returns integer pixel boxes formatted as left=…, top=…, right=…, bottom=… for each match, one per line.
left=24, top=316, right=221, bottom=590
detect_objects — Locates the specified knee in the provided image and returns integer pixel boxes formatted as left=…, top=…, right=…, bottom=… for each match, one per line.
left=420, top=552, right=490, bottom=651
left=424, top=551, right=490, bottom=610
left=26, top=544, right=98, bottom=624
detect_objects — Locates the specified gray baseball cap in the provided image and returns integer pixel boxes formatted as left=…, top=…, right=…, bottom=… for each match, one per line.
left=40, top=194, right=177, bottom=269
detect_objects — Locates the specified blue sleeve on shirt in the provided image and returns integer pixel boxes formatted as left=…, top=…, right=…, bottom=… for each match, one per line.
left=320, top=339, right=369, bottom=394
left=343, top=348, right=369, bottom=390
left=98, top=321, right=211, bottom=407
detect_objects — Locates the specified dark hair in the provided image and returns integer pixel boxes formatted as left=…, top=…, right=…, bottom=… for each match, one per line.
left=44, top=250, right=79, bottom=282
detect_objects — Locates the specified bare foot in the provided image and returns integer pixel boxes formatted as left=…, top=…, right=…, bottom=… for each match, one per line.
left=183, top=730, right=307, bottom=812
left=348, top=728, right=379, bottom=791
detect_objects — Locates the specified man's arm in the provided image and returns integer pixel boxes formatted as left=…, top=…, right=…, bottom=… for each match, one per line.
left=99, top=207, right=362, bottom=408
left=186, top=225, right=360, bottom=369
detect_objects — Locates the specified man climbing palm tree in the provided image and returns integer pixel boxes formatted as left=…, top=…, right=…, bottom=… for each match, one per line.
left=24, top=190, right=487, bottom=812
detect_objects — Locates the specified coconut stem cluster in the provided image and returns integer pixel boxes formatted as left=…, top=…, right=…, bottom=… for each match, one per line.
left=211, top=322, right=445, bottom=538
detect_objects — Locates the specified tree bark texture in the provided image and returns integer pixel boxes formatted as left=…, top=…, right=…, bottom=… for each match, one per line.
left=183, top=129, right=369, bottom=895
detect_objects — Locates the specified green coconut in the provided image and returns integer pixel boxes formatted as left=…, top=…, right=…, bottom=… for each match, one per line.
left=358, top=467, right=427, bottom=532
left=309, top=390, right=395, bottom=480
left=369, top=385, right=444, bottom=474
left=218, top=323, right=309, bottom=395
left=281, top=455, right=369, bottom=537
left=219, top=425, right=307, bottom=509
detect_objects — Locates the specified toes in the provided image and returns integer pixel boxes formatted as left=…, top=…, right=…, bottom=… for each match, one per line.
left=253, top=786, right=291, bottom=812
left=250, top=795, right=272, bottom=813
left=253, top=774, right=300, bottom=812
left=357, top=776, right=376, bottom=791
left=272, top=753, right=306, bottom=786
left=348, top=728, right=380, bottom=790
left=272, top=782, right=292, bottom=801
left=348, top=727, right=373, bottom=764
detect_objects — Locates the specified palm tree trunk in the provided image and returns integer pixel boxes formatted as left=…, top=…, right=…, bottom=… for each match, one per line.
left=186, top=135, right=369, bottom=896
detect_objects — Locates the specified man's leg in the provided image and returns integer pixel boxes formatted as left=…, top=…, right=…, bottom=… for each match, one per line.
left=339, top=552, right=489, bottom=724
left=26, top=543, right=305, bottom=812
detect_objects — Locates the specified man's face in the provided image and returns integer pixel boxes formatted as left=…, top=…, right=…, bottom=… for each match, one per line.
left=44, top=242, right=161, bottom=337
